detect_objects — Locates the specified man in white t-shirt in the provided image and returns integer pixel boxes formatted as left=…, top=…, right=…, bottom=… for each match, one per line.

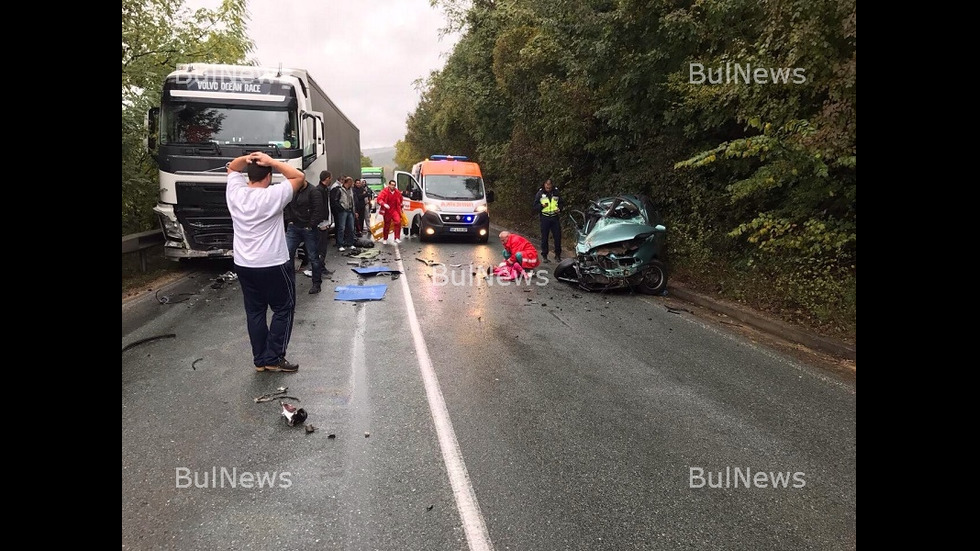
left=226, top=151, right=306, bottom=373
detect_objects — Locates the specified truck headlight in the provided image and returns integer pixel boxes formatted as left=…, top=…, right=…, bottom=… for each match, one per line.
left=157, top=213, right=183, bottom=240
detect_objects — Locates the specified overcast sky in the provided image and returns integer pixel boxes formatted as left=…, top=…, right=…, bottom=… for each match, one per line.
left=187, top=0, right=461, bottom=150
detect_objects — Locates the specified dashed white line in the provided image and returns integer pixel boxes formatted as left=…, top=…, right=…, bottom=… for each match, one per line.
left=395, top=248, right=494, bottom=551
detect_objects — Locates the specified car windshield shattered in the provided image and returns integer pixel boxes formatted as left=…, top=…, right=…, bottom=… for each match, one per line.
left=554, top=194, right=668, bottom=294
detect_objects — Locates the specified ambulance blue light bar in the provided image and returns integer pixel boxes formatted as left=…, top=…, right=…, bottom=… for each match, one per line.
left=429, top=154, right=468, bottom=161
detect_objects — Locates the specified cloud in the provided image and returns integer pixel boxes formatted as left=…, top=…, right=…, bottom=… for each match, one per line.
left=188, top=0, right=460, bottom=149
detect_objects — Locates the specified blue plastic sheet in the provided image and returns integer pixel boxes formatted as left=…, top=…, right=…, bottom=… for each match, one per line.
left=334, top=284, right=388, bottom=301
left=351, top=266, right=400, bottom=275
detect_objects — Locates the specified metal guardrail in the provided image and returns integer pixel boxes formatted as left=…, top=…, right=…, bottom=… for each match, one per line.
left=122, top=229, right=165, bottom=273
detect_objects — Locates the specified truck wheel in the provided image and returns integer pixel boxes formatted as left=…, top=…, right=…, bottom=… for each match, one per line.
left=637, top=260, right=667, bottom=295
left=411, top=215, right=421, bottom=236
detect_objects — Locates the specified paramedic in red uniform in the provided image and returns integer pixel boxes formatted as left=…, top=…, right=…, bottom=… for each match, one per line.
left=499, top=231, right=541, bottom=272
left=376, top=179, right=404, bottom=245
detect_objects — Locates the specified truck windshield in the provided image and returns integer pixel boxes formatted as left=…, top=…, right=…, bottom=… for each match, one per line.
left=423, top=175, right=484, bottom=200
left=362, top=174, right=384, bottom=190
left=159, top=103, right=298, bottom=149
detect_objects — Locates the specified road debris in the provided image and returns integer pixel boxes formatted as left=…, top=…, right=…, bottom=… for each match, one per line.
left=281, top=401, right=308, bottom=427
left=350, top=249, right=380, bottom=259
left=122, top=333, right=176, bottom=354
left=155, top=289, right=197, bottom=304
left=210, top=271, right=238, bottom=289
left=191, top=357, right=203, bottom=370
left=253, top=387, right=288, bottom=403
left=305, top=424, right=316, bottom=434
left=416, top=257, right=442, bottom=266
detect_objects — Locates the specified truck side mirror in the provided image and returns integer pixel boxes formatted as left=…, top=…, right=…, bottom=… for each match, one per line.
left=486, top=190, right=495, bottom=203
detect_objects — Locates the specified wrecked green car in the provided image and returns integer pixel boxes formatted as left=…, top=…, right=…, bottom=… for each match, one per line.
left=554, top=194, right=667, bottom=294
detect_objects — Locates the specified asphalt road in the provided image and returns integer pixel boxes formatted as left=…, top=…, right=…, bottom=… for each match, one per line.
left=122, top=235, right=856, bottom=550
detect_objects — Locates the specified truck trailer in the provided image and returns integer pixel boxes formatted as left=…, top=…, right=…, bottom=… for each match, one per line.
left=147, top=63, right=360, bottom=260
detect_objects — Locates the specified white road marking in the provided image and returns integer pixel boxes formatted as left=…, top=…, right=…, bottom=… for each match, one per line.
left=395, top=247, right=495, bottom=551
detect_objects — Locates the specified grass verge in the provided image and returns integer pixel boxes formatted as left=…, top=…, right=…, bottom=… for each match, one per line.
left=122, top=244, right=186, bottom=299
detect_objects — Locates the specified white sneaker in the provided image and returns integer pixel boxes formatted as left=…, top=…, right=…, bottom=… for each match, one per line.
left=339, top=247, right=346, bottom=252
left=394, top=238, right=401, bottom=244
left=302, top=269, right=312, bottom=277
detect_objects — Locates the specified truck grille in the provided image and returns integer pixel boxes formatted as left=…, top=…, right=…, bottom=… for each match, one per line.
left=176, top=211, right=234, bottom=250
left=174, top=180, right=234, bottom=251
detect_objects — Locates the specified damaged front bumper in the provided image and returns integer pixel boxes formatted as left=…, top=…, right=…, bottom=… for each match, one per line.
left=563, top=252, right=648, bottom=291
left=556, top=236, right=666, bottom=294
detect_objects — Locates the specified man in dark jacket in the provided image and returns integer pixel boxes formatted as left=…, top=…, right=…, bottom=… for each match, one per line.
left=352, top=179, right=372, bottom=237
left=315, top=171, right=333, bottom=263
left=534, top=178, right=564, bottom=262
left=330, top=177, right=356, bottom=251
left=284, top=179, right=327, bottom=294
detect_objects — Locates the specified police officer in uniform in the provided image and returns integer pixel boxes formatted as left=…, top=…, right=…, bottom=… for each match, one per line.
left=534, top=178, right=564, bottom=262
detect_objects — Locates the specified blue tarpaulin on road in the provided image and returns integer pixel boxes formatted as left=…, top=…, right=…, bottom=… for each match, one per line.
left=334, top=284, right=388, bottom=301
left=351, top=266, right=400, bottom=275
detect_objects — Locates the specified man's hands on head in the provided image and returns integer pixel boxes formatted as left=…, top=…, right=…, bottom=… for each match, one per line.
left=248, top=151, right=274, bottom=166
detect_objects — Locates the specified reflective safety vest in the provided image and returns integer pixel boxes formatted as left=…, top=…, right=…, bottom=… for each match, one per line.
left=540, top=195, right=559, bottom=215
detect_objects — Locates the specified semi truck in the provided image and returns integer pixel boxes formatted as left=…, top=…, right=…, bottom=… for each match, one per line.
left=360, top=166, right=386, bottom=194
left=146, top=63, right=360, bottom=261
left=360, top=166, right=385, bottom=212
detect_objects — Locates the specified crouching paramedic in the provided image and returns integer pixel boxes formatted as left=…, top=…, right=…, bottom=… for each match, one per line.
left=499, top=231, right=540, bottom=273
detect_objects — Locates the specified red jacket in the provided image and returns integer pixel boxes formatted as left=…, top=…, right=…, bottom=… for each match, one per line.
left=503, top=233, right=539, bottom=265
left=376, top=187, right=403, bottom=219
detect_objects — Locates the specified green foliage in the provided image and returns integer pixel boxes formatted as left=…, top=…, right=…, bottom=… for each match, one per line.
left=121, top=0, right=252, bottom=235
left=405, top=0, right=856, bottom=337
left=394, top=139, right=424, bottom=171
left=361, top=154, right=373, bottom=167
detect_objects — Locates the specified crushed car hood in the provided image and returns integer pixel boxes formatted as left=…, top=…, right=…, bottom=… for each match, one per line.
left=581, top=219, right=659, bottom=251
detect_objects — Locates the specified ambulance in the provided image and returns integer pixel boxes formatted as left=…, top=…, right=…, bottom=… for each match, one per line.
left=394, top=155, right=495, bottom=243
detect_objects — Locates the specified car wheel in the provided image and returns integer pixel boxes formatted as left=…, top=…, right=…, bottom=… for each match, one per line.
left=554, top=257, right=576, bottom=279
left=637, top=260, right=667, bottom=295
left=419, top=222, right=431, bottom=242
